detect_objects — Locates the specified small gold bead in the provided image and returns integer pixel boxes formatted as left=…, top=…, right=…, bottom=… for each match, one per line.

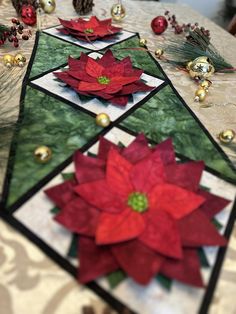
left=194, top=88, right=206, bottom=102
left=95, top=113, right=111, bottom=127
left=154, top=48, right=164, bottom=58
left=218, top=129, right=235, bottom=144
left=34, top=146, right=52, bottom=163
left=14, top=53, right=26, bottom=67
left=3, top=54, right=15, bottom=68
left=139, top=38, right=147, bottom=47
left=200, top=80, right=212, bottom=90
left=111, top=3, right=126, bottom=21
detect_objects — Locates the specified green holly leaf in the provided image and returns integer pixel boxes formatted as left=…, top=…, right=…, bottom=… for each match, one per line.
left=67, top=234, right=78, bottom=258
left=156, top=274, right=172, bottom=290
left=50, top=207, right=61, bottom=214
left=198, top=247, right=210, bottom=267
left=61, top=172, right=75, bottom=181
left=107, top=270, right=126, bottom=289
left=212, top=218, right=223, bottom=230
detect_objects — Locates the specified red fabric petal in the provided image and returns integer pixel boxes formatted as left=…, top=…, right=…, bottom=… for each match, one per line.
left=45, top=180, right=76, bottom=208
left=68, top=54, right=87, bottom=70
left=67, top=70, right=96, bottom=83
left=78, top=237, right=119, bottom=283
left=102, top=63, right=125, bottom=77
left=198, top=190, right=230, bottom=218
left=130, top=152, right=165, bottom=193
left=111, top=76, right=140, bottom=85
left=54, top=71, right=78, bottom=90
left=86, top=57, right=104, bottom=78
left=178, top=210, right=227, bottom=247
left=165, top=161, right=204, bottom=191
left=119, top=81, right=154, bottom=95
left=55, top=197, right=99, bottom=236
left=160, top=249, right=204, bottom=287
left=74, top=150, right=105, bottom=184
left=149, top=183, right=205, bottom=220
left=98, top=50, right=116, bottom=67
left=97, top=137, right=121, bottom=161
left=84, top=16, right=100, bottom=29
left=140, top=210, right=182, bottom=259
left=75, top=179, right=123, bottom=213
left=112, top=240, right=163, bottom=285
left=104, top=82, right=123, bottom=94
left=110, top=95, right=129, bottom=106
left=106, top=148, right=133, bottom=199
left=78, top=81, right=106, bottom=91
left=96, top=207, right=145, bottom=244
left=154, top=138, right=176, bottom=165
left=122, top=133, right=151, bottom=163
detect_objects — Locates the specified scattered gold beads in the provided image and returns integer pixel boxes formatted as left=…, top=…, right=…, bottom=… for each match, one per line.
left=3, top=54, right=15, bottom=68
left=194, top=88, right=207, bottom=102
left=154, top=48, right=164, bottom=59
left=14, top=53, right=27, bottom=67
left=218, top=129, right=235, bottom=144
left=2, top=53, right=26, bottom=68
left=139, top=38, right=147, bottom=47
left=34, top=146, right=52, bottom=163
left=96, top=113, right=111, bottom=127
left=111, top=3, right=126, bottom=21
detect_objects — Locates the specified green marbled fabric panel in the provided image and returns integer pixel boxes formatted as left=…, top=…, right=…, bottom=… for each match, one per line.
left=6, top=86, right=101, bottom=209
left=108, top=35, right=165, bottom=79
left=29, top=32, right=88, bottom=79
left=120, top=84, right=236, bottom=182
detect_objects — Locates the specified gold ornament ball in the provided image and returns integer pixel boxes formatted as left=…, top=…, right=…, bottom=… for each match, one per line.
left=14, top=53, right=27, bottom=67
left=96, top=113, right=111, bottom=127
left=200, top=79, right=212, bottom=90
left=189, top=56, right=215, bottom=80
left=34, top=146, right=52, bottom=163
left=154, top=48, right=164, bottom=58
left=111, top=3, right=126, bottom=21
left=139, top=38, right=147, bottom=47
left=39, top=0, right=56, bottom=14
left=218, top=129, right=235, bottom=144
left=194, top=88, right=207, bottom=102
left=3, top=54, right=15, bottom=68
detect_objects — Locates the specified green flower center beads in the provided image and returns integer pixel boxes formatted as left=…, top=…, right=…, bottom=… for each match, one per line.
left=97, top=76, right=110, bottom=85
left=127, top=192, right=149, bottom=213
left=84, top=28, right=94, bottom=34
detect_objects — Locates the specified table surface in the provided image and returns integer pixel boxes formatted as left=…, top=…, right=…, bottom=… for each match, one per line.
left=0, top=0, right=236, bottom=313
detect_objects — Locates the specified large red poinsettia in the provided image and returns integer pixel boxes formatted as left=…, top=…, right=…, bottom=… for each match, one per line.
left=58, top=16, right=122, bottom=42
left=54, top=50, right=154, bottom=106
left=45, top=135, right=229, bottom=287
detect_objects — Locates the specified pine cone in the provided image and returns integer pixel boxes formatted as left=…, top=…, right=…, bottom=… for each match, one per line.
left=73, top=0, right=94, bottom=15
left=11, top=0, right=38, bottom=14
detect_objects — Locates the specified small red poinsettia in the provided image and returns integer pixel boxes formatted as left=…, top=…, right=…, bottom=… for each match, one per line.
left=54, top=50, right=154, bottom=106
left=58, top=16, right=122, bottom=42
left=45, top=135, right=229, bottom=287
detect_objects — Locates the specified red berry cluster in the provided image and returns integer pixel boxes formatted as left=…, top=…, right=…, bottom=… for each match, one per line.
left=164, top=10, right=210, bottom=38
left=0, top=18, right=30, bottom=48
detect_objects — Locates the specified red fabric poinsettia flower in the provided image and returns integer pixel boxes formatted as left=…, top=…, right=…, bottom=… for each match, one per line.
left=45, top=135, right=229, bottom=287
left=54, top=50, right=154, bottom=106
left=58, top=16, right=122, bottom=42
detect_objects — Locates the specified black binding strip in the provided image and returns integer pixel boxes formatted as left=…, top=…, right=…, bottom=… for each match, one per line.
left=0, top=210, right=135, bottom=314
